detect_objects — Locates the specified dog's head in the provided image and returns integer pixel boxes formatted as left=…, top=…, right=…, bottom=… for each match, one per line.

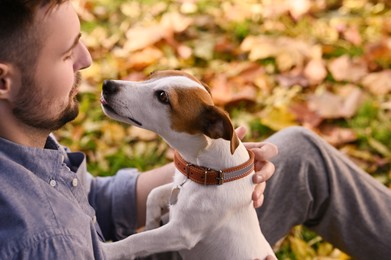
left=101, top=70, right=240, bottom=154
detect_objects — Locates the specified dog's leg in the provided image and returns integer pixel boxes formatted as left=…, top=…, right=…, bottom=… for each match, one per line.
left=101, top=221, right=201, bottom=260
left=145, top=183, right=173, bottom=230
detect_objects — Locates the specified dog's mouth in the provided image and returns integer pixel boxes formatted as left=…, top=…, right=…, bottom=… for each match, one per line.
left=100, top=95, right=143, bottom=126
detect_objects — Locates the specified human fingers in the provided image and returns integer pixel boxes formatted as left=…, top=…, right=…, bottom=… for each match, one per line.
left=247, top=142, right=278, bottom=161
left=234, top=126, right=247, bottom=140
left=253, top=160, right=275, bottom=184
left=252, top=182, right=266, bottom=208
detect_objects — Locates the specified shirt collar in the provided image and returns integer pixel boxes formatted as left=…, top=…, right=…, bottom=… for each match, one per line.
left=0, top=135, right=66, bottom=180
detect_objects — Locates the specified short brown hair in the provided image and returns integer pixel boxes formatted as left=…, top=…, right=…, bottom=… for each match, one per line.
left=0, top=0, right=67, bottom=71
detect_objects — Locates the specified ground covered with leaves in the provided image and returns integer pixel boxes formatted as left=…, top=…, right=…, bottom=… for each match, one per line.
left=58, top=0, right=391, bottom=258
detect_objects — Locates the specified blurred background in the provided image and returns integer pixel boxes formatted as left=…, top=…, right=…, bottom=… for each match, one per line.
left=58, top=0, right=391, bottom=258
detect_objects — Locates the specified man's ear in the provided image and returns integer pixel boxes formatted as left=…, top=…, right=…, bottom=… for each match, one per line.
left=200, top=105, right=240, bottom=154
left=0, top=64, right=11, bottom=99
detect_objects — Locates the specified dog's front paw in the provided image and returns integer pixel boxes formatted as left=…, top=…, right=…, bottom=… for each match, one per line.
left=145, top=183, right=173, bottom=230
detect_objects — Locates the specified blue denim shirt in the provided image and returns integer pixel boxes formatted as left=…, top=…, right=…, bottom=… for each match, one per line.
left=0, top=135, right=139, bottom=259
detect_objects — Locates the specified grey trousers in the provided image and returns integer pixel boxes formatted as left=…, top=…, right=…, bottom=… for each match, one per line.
left=259, top=126, right=391, bottom=259
left=143, top=126, right=391, bottom=259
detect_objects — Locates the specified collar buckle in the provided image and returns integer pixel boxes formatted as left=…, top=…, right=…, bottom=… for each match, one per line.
left=216, top=170, right=224, bottom=185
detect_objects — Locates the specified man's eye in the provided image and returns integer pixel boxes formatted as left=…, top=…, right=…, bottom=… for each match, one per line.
left=156, top=90, right=170, bottom=104
left=64, top=51, right=73, bottom=61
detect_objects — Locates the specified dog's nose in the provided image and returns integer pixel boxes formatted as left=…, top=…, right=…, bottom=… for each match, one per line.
left=102, top=80, right=119, bottom=96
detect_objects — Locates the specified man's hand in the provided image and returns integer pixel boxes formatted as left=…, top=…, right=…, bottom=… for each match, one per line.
left=235, top=126, right=278, bottom=208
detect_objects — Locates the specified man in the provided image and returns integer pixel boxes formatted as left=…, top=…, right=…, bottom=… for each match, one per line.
left=0, top=0, right=276, bottom=259
left=1, top=1, right=391, bottom=260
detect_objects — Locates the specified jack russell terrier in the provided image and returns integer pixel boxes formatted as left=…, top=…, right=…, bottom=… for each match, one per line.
left=100, top=70, right=276, bottom=260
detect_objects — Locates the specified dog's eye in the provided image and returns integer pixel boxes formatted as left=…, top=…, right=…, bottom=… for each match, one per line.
left=156, top=90, right=170, bottom=104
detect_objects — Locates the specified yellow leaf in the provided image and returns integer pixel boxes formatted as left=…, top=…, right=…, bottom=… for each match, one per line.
left=317, top=242, right=334, bottom=256
left=260, top=107, right=297, bottom=131
left=289, top=236, right=316, bottom=260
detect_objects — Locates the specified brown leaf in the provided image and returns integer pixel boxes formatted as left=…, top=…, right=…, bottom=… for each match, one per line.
left=240, top=36, right=316, bottom=69
left=308, top=85, right=363, bottom=119
left=364, top=39, right=391, bottom=71
left=210, top=74, right=257, bottom=106
left=303, top=59, right=328, bottom=85
left=319, top=125, right=357, bottom=147
left=289, top=102, right=323, bottom=128
left=276, top=70, right=309, bottom=88
left=342, top=25, right=362, bottom=46
left=308, top=91, right=341, bottom=118
left=327, top=55, right=368, bottom=82
left=361, top=70, right=391, bottom=95
left=208, top=63, right=266, bottom=106
left=124, top=25, right=165, bottom=52
left=336, top=84, right=364, bottom=118
left=126, top=47, right=163, bottom=70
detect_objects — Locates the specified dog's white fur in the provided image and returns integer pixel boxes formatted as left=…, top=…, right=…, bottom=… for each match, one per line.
left=100, top=70, right=276, bottom=260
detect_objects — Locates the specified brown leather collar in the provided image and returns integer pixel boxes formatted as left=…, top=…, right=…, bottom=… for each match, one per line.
left=174, top=150, right=255, bottom=185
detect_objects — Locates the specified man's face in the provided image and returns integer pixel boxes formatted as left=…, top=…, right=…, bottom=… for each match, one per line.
left=11, top=1, right=91, bottom=131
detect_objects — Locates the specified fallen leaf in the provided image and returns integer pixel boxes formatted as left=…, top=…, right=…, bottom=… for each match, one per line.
left=126, top=47, right=163, bottom=70
left=160, top=12, right=192, bottom=33
left=276, top=71, right=309, bottom=88
left=308, top=85, right=363, bottom=119
left=124, top=25, right=165, bottom=52
left=361, top=70, right=391, bottom=95
left=260, top=107, right=297, bottom=131
left=289, top=236, right=317, bottom=259
left=328, top=55, right=368, bottom=82
left=342, top=25, right=362, bottom=46
left=290, top=102, right=323, bottom=128
left=308, top=90, right=343, bottom=118
left=240, top=35, right=316, bottom=68
left=221, top=1, right=256, bottom=22
left=287, top=0, right=312, bottom=20
left=337, top=84, right=364, bottom=118
left=319, top=125, right=357, bottom=146
left=177, top=44, right=193, bottom=59
left=364, top=39, right=391, bottom=70
left=304, top=59, right=328, bottom=85
left=210, top=76, right=258, bottom=106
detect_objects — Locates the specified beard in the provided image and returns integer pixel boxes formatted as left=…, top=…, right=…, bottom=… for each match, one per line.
left=12, top=72, right=82, bottom=131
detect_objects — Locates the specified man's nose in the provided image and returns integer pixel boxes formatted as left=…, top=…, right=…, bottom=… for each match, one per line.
left=74, top=42, right=92, bottom=71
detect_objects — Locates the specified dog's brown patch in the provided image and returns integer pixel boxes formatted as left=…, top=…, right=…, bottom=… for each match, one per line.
left=169, top=87, right=214, bottom=135
left=149, top=70, right=239, bottom=153
left=169, top=86, right=239, bottom=154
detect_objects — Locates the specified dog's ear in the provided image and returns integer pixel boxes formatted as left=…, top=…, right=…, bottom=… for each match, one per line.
left=201, top=106, right=240, bottom=154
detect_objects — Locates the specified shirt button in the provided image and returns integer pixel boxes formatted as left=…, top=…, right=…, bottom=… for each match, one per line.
left=49, top=179, right=57, bottom=187
left=72, top=178, right=78, bottom=187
